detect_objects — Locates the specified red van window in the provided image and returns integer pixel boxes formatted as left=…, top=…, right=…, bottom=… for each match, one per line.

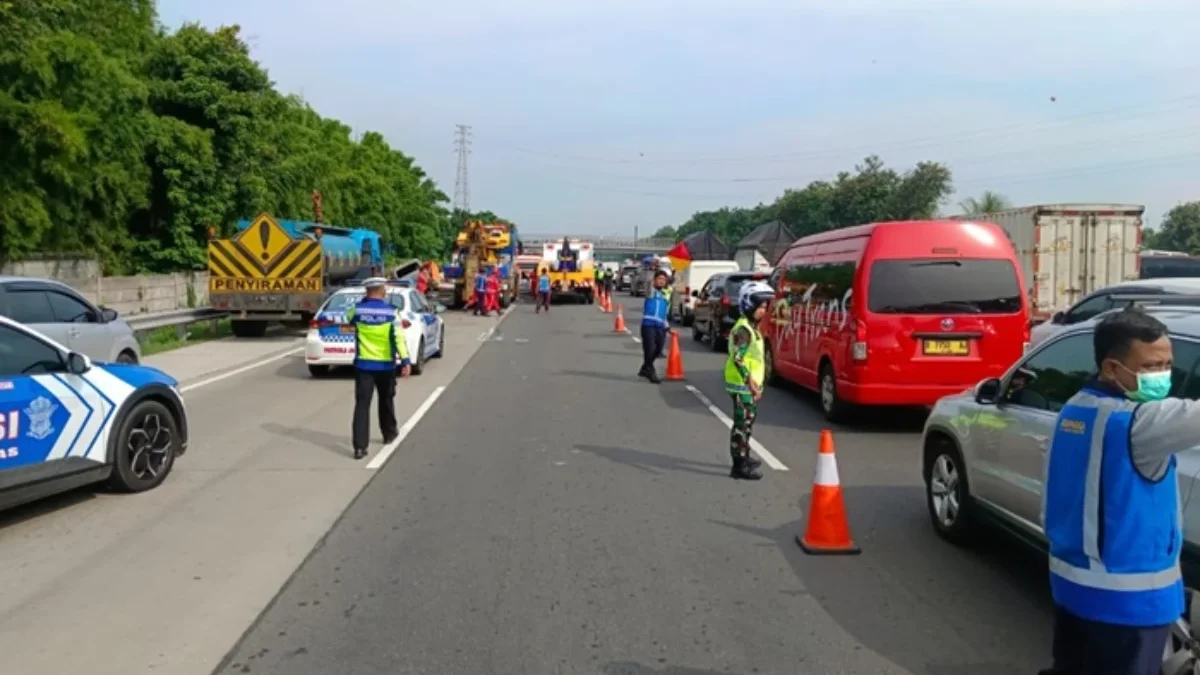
left=866, top=259, right=1022, bottom=315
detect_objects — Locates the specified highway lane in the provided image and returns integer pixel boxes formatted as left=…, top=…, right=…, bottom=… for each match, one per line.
left=0, top=309, right=509, bottom=675
left=217, top=301, right=1054, bottom=675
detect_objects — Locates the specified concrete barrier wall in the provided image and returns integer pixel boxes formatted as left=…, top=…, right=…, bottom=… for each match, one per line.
left=1, top=258, right=209, bottom=317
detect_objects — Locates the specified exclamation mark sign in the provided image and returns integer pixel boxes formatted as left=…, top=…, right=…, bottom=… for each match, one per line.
left=259, top=222, right=270, bottom=260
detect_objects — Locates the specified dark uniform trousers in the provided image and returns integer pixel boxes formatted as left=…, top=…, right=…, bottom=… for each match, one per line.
left=1039, top=606, right=1171, bottom=675
left=352, top=369, right=398, bottom=451
left=640, top=325, right=666, bottom=374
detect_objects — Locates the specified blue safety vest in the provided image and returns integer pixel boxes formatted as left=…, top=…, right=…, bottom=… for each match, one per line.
left=474, top=273, right=488, bottom=292
left=538, top=275, right=551, bottom=293
left=1043, top=384, right=1184, bottom=627
left=641, top=287, right=671, bottom=328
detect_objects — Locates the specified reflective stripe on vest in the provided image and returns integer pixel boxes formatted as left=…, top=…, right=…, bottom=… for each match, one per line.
left=724, top=317, right=765, bottom=394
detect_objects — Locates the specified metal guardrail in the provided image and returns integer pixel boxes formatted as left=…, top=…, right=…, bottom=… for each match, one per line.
left=520, top=235, right=676, bottom=252
left=126, top=308, right=227, bottom=336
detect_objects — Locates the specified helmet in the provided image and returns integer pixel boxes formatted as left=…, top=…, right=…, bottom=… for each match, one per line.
left=738, top=281, right=775, bottom=314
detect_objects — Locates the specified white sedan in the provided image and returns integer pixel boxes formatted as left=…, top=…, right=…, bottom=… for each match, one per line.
left=304, top=283, right=445, bottom=377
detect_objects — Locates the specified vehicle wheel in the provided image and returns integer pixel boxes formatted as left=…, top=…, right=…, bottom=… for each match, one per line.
left=681, top=312, right=694, bottom=328
left=308, top=365, right=331, bottom=377
left=692, top=323, right=704, bottom=342
left=709, top=326, right=722, bottom=352
left=231, top=320, right=269, bottom=338
left=432, top=326, right=445, bottom=358
left=411, top=338, right=426, bottom=376
left=819, top=361, right=850, bottom=422
left=924, top=435, right=977, bottom=545
left=116, top=350, right=138, bottom=365
left=107, top=399, right=181, bottom=493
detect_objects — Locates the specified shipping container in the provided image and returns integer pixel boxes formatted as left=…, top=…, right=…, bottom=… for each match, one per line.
left=947, top=204, right=1144, bottom=320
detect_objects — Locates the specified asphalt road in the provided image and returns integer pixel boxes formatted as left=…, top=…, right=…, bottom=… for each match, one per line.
left=198, top=298, right=1056, bottom=675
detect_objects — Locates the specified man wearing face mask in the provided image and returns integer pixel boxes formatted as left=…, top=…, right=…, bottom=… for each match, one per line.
left=1040, top=308, right=1191, bottom=675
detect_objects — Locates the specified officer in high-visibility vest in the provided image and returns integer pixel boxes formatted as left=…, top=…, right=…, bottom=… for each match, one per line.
left=723, top=281, right=773, bottom=481
left=348, top=278, right=411, bottom=460
left=1040, top=307, right=1198, bottom=675
left=637, top=269, right=673, bottom=383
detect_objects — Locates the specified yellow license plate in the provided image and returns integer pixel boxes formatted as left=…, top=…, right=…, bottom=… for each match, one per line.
left=922, top=339, right=969, bottom=356
left=339, top=325, right=356, bottom=334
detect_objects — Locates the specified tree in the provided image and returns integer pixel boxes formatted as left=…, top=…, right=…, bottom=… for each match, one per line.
left=0, top=5, right=464, bottom=275
left=958, top=191, right=1012, bottom=214
left=651, top=226, right=676, bottom=239
left=673, top=155, right=953, bottom=244
left=1147, top=201, right=1200, bottom=254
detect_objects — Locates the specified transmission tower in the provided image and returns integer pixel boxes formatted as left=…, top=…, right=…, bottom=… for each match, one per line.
left=453, top=124, right=472, bottom=213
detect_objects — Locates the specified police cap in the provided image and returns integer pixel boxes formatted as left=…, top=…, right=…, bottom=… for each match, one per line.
left=362, top=277, right=389, bottom=289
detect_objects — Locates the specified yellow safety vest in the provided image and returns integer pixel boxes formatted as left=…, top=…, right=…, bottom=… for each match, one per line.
left=724, top=317, right=765, bottom=394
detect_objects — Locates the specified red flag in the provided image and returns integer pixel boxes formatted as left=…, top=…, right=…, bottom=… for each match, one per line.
left=665, top=241, right=692, bottom=270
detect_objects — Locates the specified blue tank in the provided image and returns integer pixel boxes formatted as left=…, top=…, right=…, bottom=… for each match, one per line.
left=235, top=219, right=384, bottom=283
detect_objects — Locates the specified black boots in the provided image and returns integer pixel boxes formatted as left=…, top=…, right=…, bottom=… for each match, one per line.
left=638, top=367, right=661, bottom=384
left=353, top=447, right=367, bottom=460
left=731, top=455, right=763, bottom=480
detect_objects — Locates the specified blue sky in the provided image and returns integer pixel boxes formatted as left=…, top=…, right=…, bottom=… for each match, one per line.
left=159, top=0, right=1200, bottom=236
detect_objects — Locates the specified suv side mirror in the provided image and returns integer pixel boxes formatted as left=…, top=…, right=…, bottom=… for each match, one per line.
left=66, top=352, right=91, bottom=375
left=691, top=290, right=699, bottom=298
left=101, top=307, right=119, bottom=322
left=975, top=377, right=1002, bottom=404
left=1051, top=311, right=1065, bottom=325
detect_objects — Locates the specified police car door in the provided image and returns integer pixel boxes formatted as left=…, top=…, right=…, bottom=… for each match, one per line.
left=0, top=323, right=109, bottom=485
left=410, top=291, right=437, bottom=357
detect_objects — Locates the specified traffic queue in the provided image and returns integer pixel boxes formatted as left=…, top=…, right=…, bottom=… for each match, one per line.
left=617, top=216, right=1200, bottom=674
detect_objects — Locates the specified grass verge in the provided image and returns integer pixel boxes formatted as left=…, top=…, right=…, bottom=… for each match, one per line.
left=140, top=318, right=233, bottom=356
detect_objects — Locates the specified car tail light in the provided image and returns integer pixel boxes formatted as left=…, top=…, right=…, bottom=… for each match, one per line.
left=851, top=319, right=868, bottom=361
left=721, top=296, right=730, bottom=307
left=309, top=319, right=334, bottom=329
left=401, top=319, right=412, bottom=329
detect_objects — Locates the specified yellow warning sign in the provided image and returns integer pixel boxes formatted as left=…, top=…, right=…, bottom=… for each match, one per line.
left=208, top=276, right=322, bottom=293
left=234, top=213, right=292, bottom=267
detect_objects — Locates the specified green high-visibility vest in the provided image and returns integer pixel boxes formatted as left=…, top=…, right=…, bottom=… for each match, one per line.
left=723, top=317, right=765, bottom=394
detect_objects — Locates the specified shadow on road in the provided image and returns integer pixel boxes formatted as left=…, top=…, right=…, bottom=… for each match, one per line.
left=574, top=444, right=728, bottom=478
left=0, top=487, right=96, bottom=531
left=602, top=662, right=743, bottom=675
left=708, top=484, right=1051, bottom=675
left=262, top=422, right=356, bottom=457
left=558, top=369, right=642, bottom=383
left=755, top=381, right=929, bottom=436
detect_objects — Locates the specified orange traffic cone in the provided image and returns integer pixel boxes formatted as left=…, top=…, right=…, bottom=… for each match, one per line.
left=613, top=304, right=626, bottom=332
left=601, top=292, right=610, bottom=313
left=664, top=330, right=686, bottom=381
left=796, top=430, right=861, bottom=555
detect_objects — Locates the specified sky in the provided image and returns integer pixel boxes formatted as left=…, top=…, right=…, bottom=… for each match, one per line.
left=158, top=0, right=1200, bottom=237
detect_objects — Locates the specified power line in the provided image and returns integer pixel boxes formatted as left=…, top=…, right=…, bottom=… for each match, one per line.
left=484, top=93, right=1200, bottom=166
left=453, top=124, right=473, bottom=213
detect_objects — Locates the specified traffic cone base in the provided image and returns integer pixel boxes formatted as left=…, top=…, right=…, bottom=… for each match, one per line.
left=796, top=430, right=861, bottom=555
left=664, top=330, right=686, bottom=381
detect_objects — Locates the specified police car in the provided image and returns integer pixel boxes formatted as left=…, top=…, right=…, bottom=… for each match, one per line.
left=0, top=315, right=188, bottom=511
left=304, top=282, right=446, bottom=377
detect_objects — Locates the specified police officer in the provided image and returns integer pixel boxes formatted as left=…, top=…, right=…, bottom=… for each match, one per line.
left=348, top=278, right=411, bottom=460
left=638, top=269, right=672, bottom=383
left=724, top=282, right=772, bottom=481
left=1041, top=307, right=1196, bottom=675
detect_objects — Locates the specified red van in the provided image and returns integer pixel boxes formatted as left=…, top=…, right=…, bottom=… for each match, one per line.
left=760, top=220, right=1029, bottom=421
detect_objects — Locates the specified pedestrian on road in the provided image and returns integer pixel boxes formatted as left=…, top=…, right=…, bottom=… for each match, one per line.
left=1040, top=307, right=1195, bottom=675
left=638, top=269, right=672, bottom=383
left=723, top=282, right=772, bottom=481
left=536, top=269, right=552, bottom=314
left=348, top=278, right=411, bottom=460
left=471, top=267, right=488, bottom=316
left=484, top=266, right=501, bottom=314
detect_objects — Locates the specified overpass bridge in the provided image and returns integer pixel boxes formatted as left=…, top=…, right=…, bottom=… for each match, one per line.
left=520, top=235, right=676, bottom=262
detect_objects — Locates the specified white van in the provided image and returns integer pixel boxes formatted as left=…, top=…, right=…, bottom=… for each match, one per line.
left=673, top=260, right=740, bottom=326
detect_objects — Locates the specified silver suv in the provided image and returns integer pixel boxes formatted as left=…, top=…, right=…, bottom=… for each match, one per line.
left=0, top=277, right=141, bottom=364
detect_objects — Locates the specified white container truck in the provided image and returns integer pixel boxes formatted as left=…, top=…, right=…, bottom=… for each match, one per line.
left=947, top=204, right=1144, bottom=321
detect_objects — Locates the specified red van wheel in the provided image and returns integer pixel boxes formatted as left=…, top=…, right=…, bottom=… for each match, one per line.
left=819, top=362, right=849, bottom=423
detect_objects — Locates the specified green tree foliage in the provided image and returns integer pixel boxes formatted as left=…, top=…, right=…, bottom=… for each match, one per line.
left=1144, top=201, right=1200, bottom=253
left=957, top=190, right=1012, bottom=214
left=0, top=2, right=458, bottom=274
left=668, top=155, right=953, bottom=245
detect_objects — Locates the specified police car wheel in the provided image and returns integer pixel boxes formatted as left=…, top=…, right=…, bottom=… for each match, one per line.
left=116, top=350, right=138, bottom=365
left=308, top=365, right=331, bottom=377
left=411, top=338, right=426, bottom=376
left=923, top=435, right=976, bottom=545
left=108, top=399, right=181, bottom=493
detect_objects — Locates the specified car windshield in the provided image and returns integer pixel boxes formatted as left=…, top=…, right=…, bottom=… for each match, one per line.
left=1141, top=256, right=1200, bottom=279
left=322, top=291, right=406, bottom=314
left=867, top=259, right=1022, bottom=314
left=723, top=274, right=765, bottom=297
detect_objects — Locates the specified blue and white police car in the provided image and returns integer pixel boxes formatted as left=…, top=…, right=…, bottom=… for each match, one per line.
left=0, top=315, right=188, bottom=511
left=304, top=282, right=446, bottom=378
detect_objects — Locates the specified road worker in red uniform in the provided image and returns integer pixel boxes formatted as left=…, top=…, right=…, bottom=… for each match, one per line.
left=484, top=266, right=501, bottom=315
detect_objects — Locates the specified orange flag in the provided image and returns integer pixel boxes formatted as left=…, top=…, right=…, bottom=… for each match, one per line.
left=665, top=241, right=692, bottom=271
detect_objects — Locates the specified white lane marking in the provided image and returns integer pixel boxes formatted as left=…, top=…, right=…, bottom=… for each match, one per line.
left=684, top=385, right=790, bottom=471
left=479, top=327, right=496, bottom=341
left=179, top=347, right=304, bottom=393
left=514, top=338, right=529, bottom=344
left=631, top=336, right=641, bottom=343
left=366, top=386, right=446, bottom=470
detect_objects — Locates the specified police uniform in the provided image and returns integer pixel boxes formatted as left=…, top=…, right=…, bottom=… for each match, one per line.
left=1042, top=379, right=1189, bottom=674
left=638, top=277, right=672, bottom=383
left=348, top=278, right=411, bottom=460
